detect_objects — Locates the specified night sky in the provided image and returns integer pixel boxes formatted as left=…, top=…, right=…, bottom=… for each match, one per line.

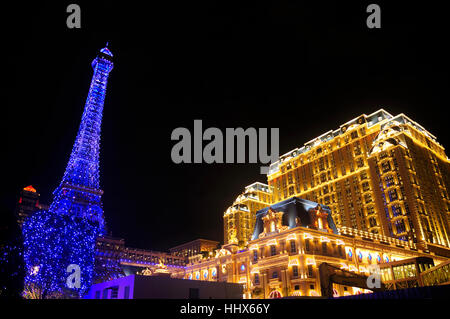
left=2, top=1, right=450, bottom=251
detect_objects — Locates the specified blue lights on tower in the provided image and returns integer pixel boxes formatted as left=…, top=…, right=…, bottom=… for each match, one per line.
left=22, top=45, right=113, bottom=298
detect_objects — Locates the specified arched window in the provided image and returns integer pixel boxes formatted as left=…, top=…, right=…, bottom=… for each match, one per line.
left=357, top=251, right=363, bottom=262
left=318, top=218, right=323, bottom=229
left=269, top=290, right=282, bottom=299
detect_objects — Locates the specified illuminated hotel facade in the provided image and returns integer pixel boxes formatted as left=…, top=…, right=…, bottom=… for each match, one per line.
left=223, top=182, right=273, bottom=246
left=200, top=109, right=450, bottom=298
left=225, top=110, right=450, bottom=251
left=188, top=198, right=449, bottom=298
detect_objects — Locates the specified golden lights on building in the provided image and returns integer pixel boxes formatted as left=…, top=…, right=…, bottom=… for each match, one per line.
left=197, top=109, right=450, bottom=298
left=266, top=109, right=450, bottom=249
left=187, top=208, right=448, bottom=298
left=223, top=182, right=273, bottom=246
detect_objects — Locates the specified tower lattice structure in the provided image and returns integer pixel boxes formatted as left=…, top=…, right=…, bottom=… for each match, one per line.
left=22, top=46, right=113, bottom=298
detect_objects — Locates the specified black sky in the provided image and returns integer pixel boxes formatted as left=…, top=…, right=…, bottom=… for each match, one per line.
left=2, top=1, right=450, bottom=251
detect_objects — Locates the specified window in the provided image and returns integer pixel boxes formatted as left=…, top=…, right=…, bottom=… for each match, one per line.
left=110, top=286, right=119, bottom=299
left=381, top=161, right=391, bottom=173
left=95, top=291, right=101, bottom=299
left=385, top=175, right=395, bottom=187
left=294, top=285, right=300, bottom=291
left=307, top=265, right=314, bottom=278
left=253, top=250, right=258, bottom=262
left=305, top=239, right=310, bottom=252
left=362, top=182, right=370, bottom=192
left=102, top=288, right=109, bottom=299
left=322, top=242, right=327, bottom=254
left=290, top=240, right=296, bottom=253
left=272, top=271, right=278, bottom=279
left=369, top=217, right=377, bottom=227
left=338, top=245, right=344, bottom=257
left=356, top=157, right=364, bottom=168
left=124, top=286, right=130, bottom=299
left=395, top=219, right=406, bottom=234
left=292, top=266, right=299, bottom=278
left=270, top=245, right=276, bottom=256
left=392, top=204, right=402, bottom=217
left=254, top=274, right=260, bottom=285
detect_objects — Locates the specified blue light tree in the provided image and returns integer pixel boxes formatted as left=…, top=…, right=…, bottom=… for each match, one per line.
left=22, top=46, right=114, bottom=298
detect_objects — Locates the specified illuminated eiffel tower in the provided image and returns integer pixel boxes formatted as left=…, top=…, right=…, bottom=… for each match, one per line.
left=49, top=45, right=114, bottom=228
left=23, top=45, right=114, bottom=297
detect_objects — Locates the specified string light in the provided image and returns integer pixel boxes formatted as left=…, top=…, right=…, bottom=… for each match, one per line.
left=22, top=45, right=113, bottom=298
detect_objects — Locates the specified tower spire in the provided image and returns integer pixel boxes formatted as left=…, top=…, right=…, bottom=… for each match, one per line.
left=49, top=47, right=114, bottom=227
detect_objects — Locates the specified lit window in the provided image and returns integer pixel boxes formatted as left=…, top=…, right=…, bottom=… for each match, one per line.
left=290, top=240, right=296, bottom=253
left=292, top=266, right=299, bottom=277
left=270, top=245, right=276, bottom=256
left=270, top=221, right=275, bottom=232
left=254, top=274, right=260, bottom=285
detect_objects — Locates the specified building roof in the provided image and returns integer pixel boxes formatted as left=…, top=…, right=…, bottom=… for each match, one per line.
left=251, top=196, right=338, bottom=240
left=23, top=185, right=37, bottom=193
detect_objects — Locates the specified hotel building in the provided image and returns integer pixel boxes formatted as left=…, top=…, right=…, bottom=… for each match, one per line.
left=15, top=185, right=49, bottom=227
left=202, top=109, right=450, bottom=298
left=169, top=239, right=220, bottom=262
left=187, top=197, right=449, bottom=298
left=267, top=109, right=450, bottom=249
left=92, top=109, right=450, bottom=298
left=225, top=110, right=450, bottom=251
left=223, top=182, right=273, bottom=246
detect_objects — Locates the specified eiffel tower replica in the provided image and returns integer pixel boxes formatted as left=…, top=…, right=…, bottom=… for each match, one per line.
left=22, top=45, right=114, bottom=298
